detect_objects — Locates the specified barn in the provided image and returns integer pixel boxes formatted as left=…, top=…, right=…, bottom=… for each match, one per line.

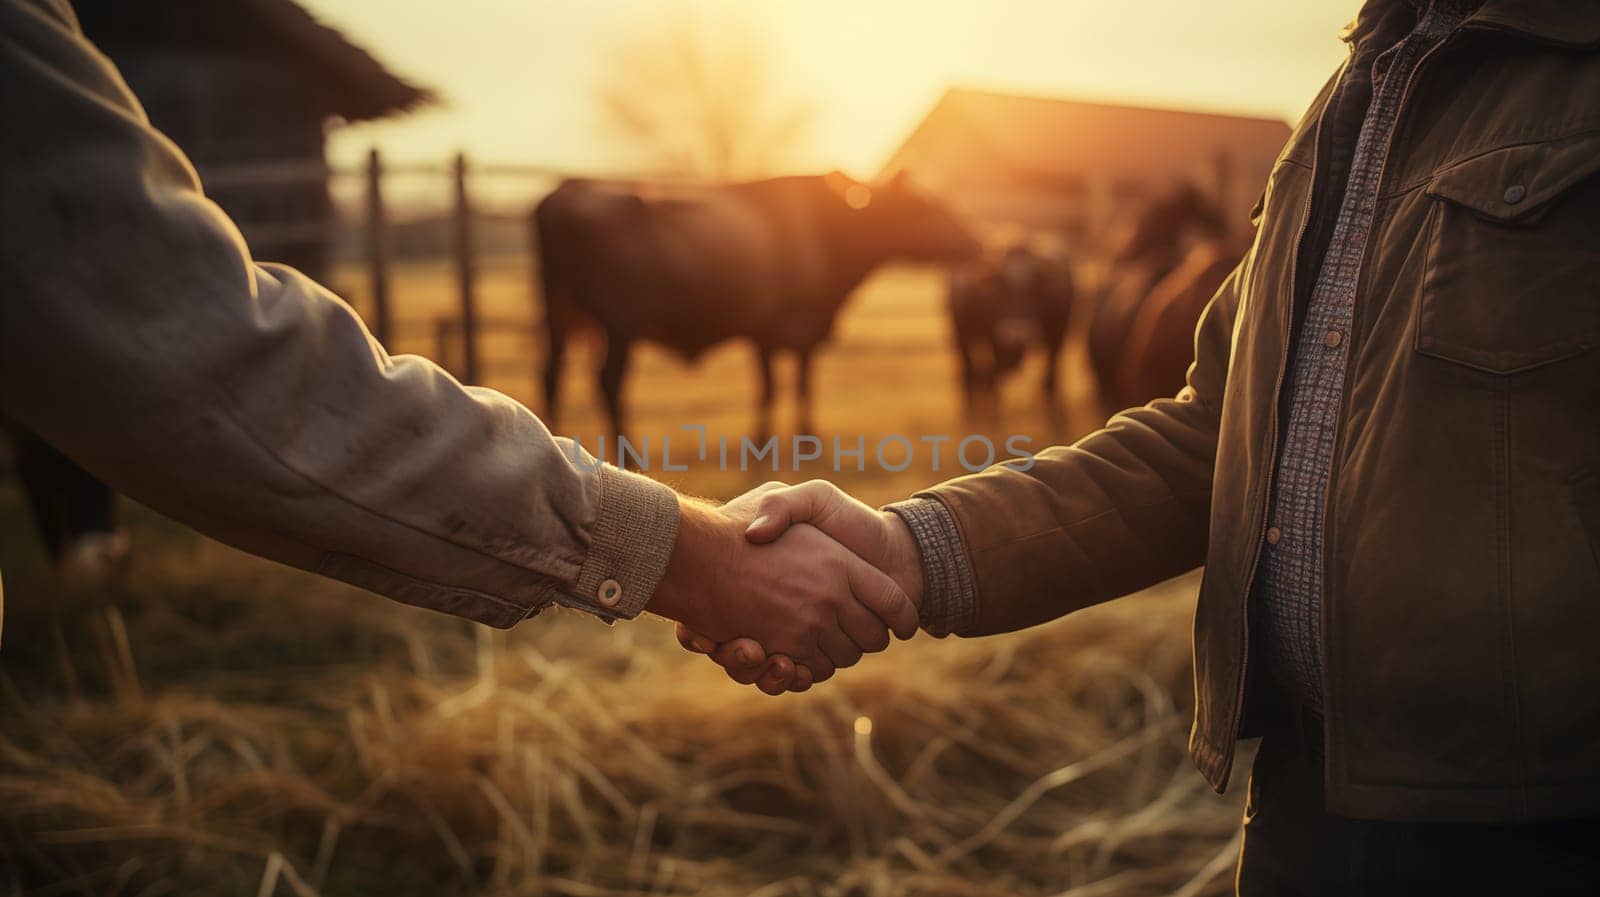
left=70, top=0, right=433, bottom=280
left=881, top=87, right=1292, bottom=243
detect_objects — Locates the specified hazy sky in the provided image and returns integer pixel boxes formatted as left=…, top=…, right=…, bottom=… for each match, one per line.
left=303, top=0, right=1358, bottom=179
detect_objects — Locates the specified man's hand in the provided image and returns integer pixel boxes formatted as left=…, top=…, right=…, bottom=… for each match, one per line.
left=676, top=480, right=925, bottom=692
left=647, top=493, right=918, bottom=693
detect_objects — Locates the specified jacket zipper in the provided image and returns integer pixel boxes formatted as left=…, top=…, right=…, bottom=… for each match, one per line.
left=1221, top=52, right=1348, bottom=765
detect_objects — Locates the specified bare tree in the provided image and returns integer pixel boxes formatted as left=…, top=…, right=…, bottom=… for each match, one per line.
left=595, top=10, right=813, bottom=180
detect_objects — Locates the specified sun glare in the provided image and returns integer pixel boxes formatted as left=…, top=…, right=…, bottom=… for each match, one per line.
left=301, top=0, right=1354, bottom=186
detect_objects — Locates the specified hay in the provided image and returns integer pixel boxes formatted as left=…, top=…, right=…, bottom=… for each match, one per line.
left=0, top=518, right=1244, bottom=897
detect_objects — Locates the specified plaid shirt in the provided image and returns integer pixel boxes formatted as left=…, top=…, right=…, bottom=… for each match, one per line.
left=1254, top=0, right=1476, bottom=710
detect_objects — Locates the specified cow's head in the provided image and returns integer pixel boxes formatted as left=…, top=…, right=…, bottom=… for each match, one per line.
left=825, top=170, right=982, bottom=262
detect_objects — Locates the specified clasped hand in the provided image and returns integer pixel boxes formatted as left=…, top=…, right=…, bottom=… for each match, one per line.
left=648, top=481, right=923, bottom=695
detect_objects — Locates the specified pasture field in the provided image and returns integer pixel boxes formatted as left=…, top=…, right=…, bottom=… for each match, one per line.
left=0, top=257, right=1248, bottom=896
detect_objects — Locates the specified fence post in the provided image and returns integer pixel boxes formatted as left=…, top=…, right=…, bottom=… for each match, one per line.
left=452, top=151, right=480, bottom=384
left=434, top=318, right=455, bottom=373
left=364, top=147, right=392, bottom=346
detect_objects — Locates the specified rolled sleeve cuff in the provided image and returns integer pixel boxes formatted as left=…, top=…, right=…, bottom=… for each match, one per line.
left=566, top=464, right=680, bottom=622
left=885, top=496, right=978, bottom=637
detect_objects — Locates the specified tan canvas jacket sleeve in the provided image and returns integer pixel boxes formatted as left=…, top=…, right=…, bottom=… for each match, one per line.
left=910, top=261, right=1243, bottom=636
left=0, top=0, right=680, bottom=628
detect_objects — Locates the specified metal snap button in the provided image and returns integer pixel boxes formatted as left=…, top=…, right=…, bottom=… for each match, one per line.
left=1503, top=184, right=1526, bottom=205
left=1265, top=527, right=1283, bottom=545
left=1324, top=330, right=1343, bottom=348
left=598, top=578, right=623, bottom=607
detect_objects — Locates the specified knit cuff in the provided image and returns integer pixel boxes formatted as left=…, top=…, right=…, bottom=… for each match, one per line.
left=885, top=496, right=977, bottom=637
left=566, top=464, right=680, bottom=623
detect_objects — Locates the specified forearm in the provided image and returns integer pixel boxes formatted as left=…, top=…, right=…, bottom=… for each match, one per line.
left=647, top=500, right=730, bottom=631
left=890, top=265, right=1245, bottom=637
left=890, top=409, right=1215, bottom=637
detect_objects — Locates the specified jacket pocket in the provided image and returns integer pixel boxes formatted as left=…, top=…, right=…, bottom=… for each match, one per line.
left=1415, top=132, right=1600, bottom=375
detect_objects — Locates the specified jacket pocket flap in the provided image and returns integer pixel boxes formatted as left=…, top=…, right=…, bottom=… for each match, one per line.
left=1425, top=131, right=1600, bottom=223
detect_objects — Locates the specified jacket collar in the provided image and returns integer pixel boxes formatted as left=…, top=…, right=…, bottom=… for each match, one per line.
left=1468, top=0, right=1600, bottom=47
left=1340, top=0, right=1600, bottom=49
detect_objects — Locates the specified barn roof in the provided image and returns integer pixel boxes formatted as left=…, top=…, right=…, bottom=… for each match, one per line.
left=72, top=0, right=434, bottom=122
left=881, top=87, right=1291, bottom=199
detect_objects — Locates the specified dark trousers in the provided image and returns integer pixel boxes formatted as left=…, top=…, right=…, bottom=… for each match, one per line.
left=1237, top=714, right=1600, bottom=896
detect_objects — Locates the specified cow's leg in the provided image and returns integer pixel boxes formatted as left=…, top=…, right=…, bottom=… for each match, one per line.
left=754, top=345, right=776, bottom=444
left=7, top=425, right=128, bottom=587
left=541, top=300, right=570, bottom=426
left=796, top=349, right=815, bottom=436
left=1042, top=338, right=1067, bottom=431
left=974, top=358, right=998, bottom=421
left=9, top=427, right=71, bottom=560
left=971, top=339, right=1006, bottom=424
left=1042, top=331, right=1064, bottom=401
left=1039, top=300, right=1070, bottom=425
left=954, top=337, right=981, bottom=420
left=598, top=333, right=633, bottom=457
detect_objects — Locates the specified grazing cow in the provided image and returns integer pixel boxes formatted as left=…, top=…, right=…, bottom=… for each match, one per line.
left=946, top=243, right=1076, bottom=415
left=534, top=171, right=980, bottom=438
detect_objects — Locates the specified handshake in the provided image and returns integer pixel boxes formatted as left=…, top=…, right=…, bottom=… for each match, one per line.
left=645, top=481, right=925, bottom=695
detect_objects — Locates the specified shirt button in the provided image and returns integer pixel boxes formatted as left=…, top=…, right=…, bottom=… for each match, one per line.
left=1324, top=329, right=1343, bottom=348
left=597, top=578, right=623, bottom=607
left=1503, top=184, right=1527, bottom=204
left=1265, top=526, right=1283, bottom=545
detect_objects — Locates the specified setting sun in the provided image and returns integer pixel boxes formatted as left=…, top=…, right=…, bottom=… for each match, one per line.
left=301, top=0, right=1355, bottom=179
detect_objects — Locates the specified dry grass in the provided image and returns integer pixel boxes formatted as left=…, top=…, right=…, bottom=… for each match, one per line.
left=0, top=261, right=1247, bottom=895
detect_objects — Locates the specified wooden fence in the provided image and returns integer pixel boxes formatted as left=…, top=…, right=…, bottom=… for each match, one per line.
left=207, top=150, right=587, bottom=386
left=354, top=151, right=574, bottom=384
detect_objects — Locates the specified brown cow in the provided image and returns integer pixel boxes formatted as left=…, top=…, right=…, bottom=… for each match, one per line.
left=1113, top=239, right=1246, bottom=410
left=534, top=171, right=979, bottom=438
left=1087, top=182, right=1228, bottom=408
